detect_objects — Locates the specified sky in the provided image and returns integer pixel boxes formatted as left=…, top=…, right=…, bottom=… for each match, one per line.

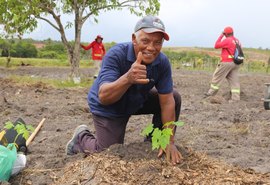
left=24, top=0, right=270, bottom=49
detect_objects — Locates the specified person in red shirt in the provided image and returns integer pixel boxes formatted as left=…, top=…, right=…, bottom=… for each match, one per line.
left=81, top=35, right=106, bottom=78
left=205, top=26, right=241, bottom=102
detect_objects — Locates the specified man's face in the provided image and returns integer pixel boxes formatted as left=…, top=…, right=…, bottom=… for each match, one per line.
left=132, top=30, right=164, bottom=65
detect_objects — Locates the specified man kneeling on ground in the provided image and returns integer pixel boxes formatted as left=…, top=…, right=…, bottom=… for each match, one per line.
left=66, top=15, right=182, bottom=165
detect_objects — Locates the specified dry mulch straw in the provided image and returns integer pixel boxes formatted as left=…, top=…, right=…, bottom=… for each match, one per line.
left=52, top=143, right=270, bottom=185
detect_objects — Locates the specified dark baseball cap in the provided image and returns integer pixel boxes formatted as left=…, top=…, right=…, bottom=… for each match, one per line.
left=134, top=15, right=169, bottom=41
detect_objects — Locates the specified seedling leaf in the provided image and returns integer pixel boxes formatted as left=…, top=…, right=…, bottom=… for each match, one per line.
left=141, top=123, right=154, bottom=136
left=152, top=128, right=162, bottom=150
left=15, top=124, right=26, bottom=135
left=22, top=132, right=29, bottom=140
left=26, top=125, right=34, bottom=132
left=173, top=121, right=184, bottom=127
left=160, top=134, right=170, bottom=150
left=4, top=121, right=14, bottom=129
left=162, top=128, right=173, bottom=136
left=152, top=140, right=160, bottom=150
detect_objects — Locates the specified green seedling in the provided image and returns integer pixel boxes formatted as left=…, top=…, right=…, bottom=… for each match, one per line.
left=141, top=121, right=185, bottom=163
left=2, top=121, right=34, bottom=147
left=141, top=121, right=184, bottom=151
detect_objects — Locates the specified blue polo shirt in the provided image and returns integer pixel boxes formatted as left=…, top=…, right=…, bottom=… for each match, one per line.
left=88, top=42, right=173, bottom=117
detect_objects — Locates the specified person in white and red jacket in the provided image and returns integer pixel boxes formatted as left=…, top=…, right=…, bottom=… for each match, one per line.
left=205, top=26, right=242, bottom=102
left=81, top=35, right=106, bottom=78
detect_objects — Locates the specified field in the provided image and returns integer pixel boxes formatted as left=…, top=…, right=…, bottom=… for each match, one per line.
left=1, top=54, right=270, bottom=184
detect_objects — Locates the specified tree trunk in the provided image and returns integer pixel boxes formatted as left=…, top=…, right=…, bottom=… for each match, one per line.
left=59, top=30, right=81, bottom=83
left=63, top=4, right=83, bottom=84
left=57, top=24, right=82, bottom=83
left=69, top=4, right=83, bottom=84
left=69, top=45, right=81, bottom=83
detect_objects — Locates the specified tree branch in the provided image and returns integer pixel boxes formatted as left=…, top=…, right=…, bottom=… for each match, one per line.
left=81, top=0, right=139, bottom=23
left=35, top=16, right=60, bottom=32
left=37, top=3, right=72, bottom=52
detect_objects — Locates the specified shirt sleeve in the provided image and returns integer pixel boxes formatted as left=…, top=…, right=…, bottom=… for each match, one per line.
left=98, top=49, right=122, bottom=86
left=81, top=41, right=94, bottom=50
left=155, top=57, right=173, bottom=94
left=214, top=34, right=230, bottom=49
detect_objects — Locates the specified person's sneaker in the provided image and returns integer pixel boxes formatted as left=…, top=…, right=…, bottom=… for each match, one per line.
left=65, top=125, right=89, bottom=155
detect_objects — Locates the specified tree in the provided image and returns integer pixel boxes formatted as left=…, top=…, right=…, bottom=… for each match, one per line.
left=11, top=41, right=38, bottom=58
left=0, top=0, right=160, bottom=82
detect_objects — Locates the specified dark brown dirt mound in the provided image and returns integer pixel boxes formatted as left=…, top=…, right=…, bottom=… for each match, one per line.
left=54, top=142, right=270, bottom=185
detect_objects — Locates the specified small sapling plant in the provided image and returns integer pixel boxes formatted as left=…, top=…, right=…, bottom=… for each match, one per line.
left=2, top=120, right=34, bottom=148
left=141, top=121, right=184, bottom=151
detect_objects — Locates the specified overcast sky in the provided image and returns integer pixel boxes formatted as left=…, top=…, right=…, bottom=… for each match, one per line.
left=24, top=0, right=270, bottom=49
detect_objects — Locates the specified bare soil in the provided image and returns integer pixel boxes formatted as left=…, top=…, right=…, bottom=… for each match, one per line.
left=1, top=66, right=270, bottom=184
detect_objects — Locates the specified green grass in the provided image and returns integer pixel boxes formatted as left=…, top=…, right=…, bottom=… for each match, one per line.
left=0, top=57, right=94, bottom=68
left=0, top=57, right=95, bottom=88
left=7, top=75, right=93, bottom=88
left=244, top=48, right=270, bottom=55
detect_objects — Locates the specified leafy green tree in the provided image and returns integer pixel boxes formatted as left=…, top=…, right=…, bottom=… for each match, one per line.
left=0, top=0, right=160, bottom=81
left=39, top=42, right=67, bottom=59
left=13, top=41, right=38, bottom=58
left=2, top=40, right=38, bottom=58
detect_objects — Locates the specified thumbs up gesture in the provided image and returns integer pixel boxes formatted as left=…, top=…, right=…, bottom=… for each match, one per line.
left=127, top=52, right=149, bottom=84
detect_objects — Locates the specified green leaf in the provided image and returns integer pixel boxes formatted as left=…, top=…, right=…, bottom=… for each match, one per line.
left=159, top=129, right=172, bottom=150
left=152, top=128, right=162, bottom=139
left=162, top=128, right=173, bottom=136
left=26, top=125, right=34, bottom=132
left=160, top=134, right=170, bottom=150
left=152, top=139, right=160, bottom=150
left=141, top=123, right=154, bottom=136
left=173, top=121, right=185, bottom=127
left=151, top=128, right=162, bottom=150
left=22, top=131, right=30, bottom=140
left=14, top=123, right=26, bottom=135
left=4, top=121, right=14, bottom=129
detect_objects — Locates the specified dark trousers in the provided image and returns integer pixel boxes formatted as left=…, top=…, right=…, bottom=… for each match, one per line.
left=77, top=89, right=181, bottom=154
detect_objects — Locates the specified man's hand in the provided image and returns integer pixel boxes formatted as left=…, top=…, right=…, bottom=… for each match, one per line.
left=158, top=143, right=183, bottom=165
left=126, top=52, right=149, bottom=84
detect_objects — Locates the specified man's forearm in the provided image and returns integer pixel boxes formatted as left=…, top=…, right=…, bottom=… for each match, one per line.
left=98, top=73, right=132, bottom=105
left=161, top=100, right=176, bottom=143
